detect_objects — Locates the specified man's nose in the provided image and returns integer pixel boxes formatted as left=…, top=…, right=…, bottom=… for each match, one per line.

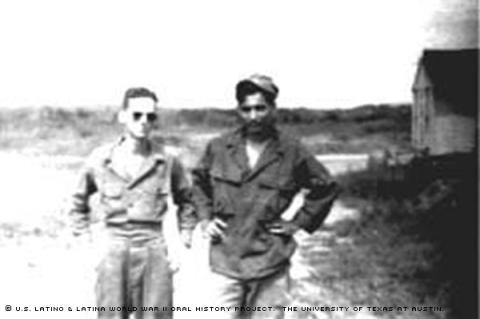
left=139, top=115, right=148, bottom=124
left=248, top=110, right=259, bottom=120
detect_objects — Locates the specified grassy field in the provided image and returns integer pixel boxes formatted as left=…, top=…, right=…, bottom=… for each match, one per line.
left=0, top=104, right=470, bottom=319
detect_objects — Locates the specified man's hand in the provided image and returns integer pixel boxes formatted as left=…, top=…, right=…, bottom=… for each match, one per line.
left=201, top=218, right=227, bottom=242
left=179, top=230, right=193, bottom=249
left=267, top=220, right=300, bottom=236
left=65, top=228, right=91, bottom=249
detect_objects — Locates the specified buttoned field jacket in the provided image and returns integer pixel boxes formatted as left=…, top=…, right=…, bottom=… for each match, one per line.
left=191, top=128, right=339, bottom=280
left=68, top=137, right=195, bottom=238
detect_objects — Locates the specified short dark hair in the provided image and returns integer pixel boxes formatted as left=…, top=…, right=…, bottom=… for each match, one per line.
left=122, top=87, right=158, bottom=110
left=235, top=81, right=277, bottom=106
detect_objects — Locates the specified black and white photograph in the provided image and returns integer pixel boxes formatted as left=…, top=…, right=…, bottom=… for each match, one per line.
left=0, top=1, right=477, bottom=319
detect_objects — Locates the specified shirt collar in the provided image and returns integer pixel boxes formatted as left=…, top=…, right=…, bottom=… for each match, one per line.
left=103, top=135, right=166, bottom=164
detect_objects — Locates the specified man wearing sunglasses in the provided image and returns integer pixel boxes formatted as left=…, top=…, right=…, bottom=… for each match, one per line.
left=68, top=87, right=195, bottom=319
left=192, top=74, right=339, bottom=318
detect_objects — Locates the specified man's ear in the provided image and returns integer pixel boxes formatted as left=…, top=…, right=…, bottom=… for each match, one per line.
left=118, top=110, right=127, bottom=124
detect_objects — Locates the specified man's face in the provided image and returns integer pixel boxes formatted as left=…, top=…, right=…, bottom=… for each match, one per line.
left=121, top=96, right=158, bottom=139
left=238, top=92, right=276, bottom=137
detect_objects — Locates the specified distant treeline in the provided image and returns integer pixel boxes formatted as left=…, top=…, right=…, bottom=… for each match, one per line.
left=0, top=103, right=412, bottom=156
left=174, top=103, right=411, bottom=128
left=0, top=103, right=411, bottom=140
left=0, top=103, right=411, bottom=130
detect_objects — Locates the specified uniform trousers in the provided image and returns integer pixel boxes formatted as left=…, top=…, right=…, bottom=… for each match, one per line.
left=95, top=224, right=173, bottom=319
left=206, top=267, right=290, bottom=319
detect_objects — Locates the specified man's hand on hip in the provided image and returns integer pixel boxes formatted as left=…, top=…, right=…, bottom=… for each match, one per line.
left=201, top=218, right=227, bottom=242
left=267, top=220, right=300, bottom=236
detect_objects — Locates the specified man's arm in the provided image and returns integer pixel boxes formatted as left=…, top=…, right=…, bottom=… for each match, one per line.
left=68, top=163, right=97, bottom=236
left=170, top=157, right=196, bottom=237
left=191, top=142, right=227, bottom=240
left=291, top=147, right=340, bottom=233
left=191, top=142, right=214, bottom=222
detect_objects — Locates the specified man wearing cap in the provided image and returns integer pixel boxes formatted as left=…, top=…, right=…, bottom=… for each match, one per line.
left=191, top=75, right=339, bottom=318
left=68, top=87, right=195, bottom=319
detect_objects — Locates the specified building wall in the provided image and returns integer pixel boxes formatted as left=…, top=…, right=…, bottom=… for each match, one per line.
left=412, top=88, right=434, bottom=150
left=413, top=92, right=476, bottom=155
left=413, top=67, right=476, bottom=155
left=412, top=51, right=478, bottom=155
left=412, top=65, right=435, bottom=150
left=430, top=112, right=476, bottom=155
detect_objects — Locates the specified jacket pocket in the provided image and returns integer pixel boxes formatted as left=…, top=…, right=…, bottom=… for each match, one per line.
left=258, top=176, right=295, bottom=191
left=212, top=196, right=236, bottom=217
left=258, top=178, right=298, bottom=219
left=210, top=167, right=240, bottom=217
left=103, top=183, right=124, bottom=199
left=128, top=186, right=169, bottom=220
left=210, top=167, right=242, bottom=185
left=138, top=185, right=169, bottom=209
left=141, top=185, right=169, bottom=197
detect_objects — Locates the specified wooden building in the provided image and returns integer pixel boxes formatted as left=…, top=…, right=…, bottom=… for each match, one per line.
left=412, top=49, right=478, bottom=155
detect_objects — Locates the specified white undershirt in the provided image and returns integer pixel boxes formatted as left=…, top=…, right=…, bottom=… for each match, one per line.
left=245, top=140, right=268, bottom=169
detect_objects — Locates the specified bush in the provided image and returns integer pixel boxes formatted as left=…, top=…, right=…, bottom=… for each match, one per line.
left=338, top=158, right=478, bottom=317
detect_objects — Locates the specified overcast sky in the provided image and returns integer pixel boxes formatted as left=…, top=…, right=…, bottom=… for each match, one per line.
left=0, top=0, right=477, bottom=109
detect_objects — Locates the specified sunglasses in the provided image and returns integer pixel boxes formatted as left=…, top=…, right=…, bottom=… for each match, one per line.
left=239, top=105, right=268, bottom=113
left=132, top=112, right=157, bottom=122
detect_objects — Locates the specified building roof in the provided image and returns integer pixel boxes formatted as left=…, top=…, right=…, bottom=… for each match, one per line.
left=415, top=49, right=478, bottom=115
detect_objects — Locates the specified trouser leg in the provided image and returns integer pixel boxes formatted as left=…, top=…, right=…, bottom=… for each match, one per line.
left=96, top=240, right=129, bottom=319
left=130, top=246, right=146, bottom=319
left=244, top=268, right=290, bottom=319
left=205, top=271, right=246, bottom=319
left=204, top=268, right=290, bottom=319
left=137, top=237, right=173, bottom=319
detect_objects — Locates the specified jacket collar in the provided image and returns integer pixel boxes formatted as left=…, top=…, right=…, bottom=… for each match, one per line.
left=224, top=127, right=286, bottom=181
left=102, top=135, right=167, bottom=187
left=103, top=135, right=166, bottom=165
